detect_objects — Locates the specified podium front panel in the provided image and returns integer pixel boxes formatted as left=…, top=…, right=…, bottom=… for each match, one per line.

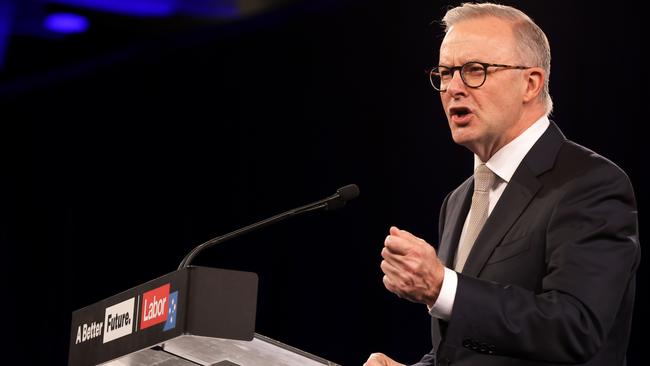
left=69, top=267, right=257, bottom=366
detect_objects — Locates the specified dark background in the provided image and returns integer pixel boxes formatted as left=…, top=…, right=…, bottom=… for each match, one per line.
left=0, top=1, right=646, bottom=365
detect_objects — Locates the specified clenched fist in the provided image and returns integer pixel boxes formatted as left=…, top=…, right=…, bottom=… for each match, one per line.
left=380, top=226, right=445, bottom=306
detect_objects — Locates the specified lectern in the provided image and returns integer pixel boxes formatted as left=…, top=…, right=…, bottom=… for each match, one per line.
left=68, top=266, right=339, bottom=366
left=70, top=185, right=359, bottom=365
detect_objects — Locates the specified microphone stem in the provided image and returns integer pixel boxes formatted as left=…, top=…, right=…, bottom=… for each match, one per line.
left=177, top=197, right=334, bottom=270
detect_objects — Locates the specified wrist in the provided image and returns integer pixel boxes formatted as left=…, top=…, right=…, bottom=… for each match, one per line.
left=426, top=262, right=445, bottom=306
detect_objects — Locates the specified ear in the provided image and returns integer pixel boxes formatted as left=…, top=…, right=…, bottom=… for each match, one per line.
left=522, top=67, right=544, bottom=103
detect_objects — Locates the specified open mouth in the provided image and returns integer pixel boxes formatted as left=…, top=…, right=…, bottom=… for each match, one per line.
left=449, top=106, right=473, bottom=125
left=450, top=106, right=471, bottom=117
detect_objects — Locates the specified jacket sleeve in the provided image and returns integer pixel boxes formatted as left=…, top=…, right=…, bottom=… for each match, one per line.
left=410, top=348, right=436, bottom=366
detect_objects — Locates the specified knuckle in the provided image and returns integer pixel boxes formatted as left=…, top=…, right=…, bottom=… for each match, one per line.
left=382, top=275, right=390, bottom=286
left=381, top=247, right=389, bottom=258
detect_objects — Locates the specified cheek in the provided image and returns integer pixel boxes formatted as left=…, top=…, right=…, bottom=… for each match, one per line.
left=489, top=79, right=524, bottom=109
left=440, top=96, right=452, bottom=117
left=474, top=92, right=505, bottom=118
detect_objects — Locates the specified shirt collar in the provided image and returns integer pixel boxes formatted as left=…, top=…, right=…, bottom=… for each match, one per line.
left=474, top=115, right=550, bottom=183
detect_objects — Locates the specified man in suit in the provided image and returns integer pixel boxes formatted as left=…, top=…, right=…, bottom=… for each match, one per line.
left=364, top=3, right=639, bottom=366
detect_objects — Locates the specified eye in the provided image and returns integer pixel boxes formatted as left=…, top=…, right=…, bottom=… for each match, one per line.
left=437, top=68, right=452, bottom=79
left=464, top=64, right=484, bottom=75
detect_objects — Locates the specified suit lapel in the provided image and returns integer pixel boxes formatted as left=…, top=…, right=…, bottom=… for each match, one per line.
left=460, top=121, right=566, bottom=277
left=461, top=166, right=541, bottom=276
left=438, top=178, right=473, bottom=266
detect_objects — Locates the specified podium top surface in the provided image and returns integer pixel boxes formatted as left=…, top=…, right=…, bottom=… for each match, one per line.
left=103, top=333, right=340, bottom=366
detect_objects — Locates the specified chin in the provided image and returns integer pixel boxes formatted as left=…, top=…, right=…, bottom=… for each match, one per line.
left=451, top=128, right=474, bottom=146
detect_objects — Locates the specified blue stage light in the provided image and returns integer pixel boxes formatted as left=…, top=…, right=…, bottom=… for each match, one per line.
left=52, top=0, right=175, bottom=17
left=43, top=13, right=90, bottom=34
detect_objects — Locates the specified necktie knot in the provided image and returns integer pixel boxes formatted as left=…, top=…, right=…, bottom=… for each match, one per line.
left=474, top=164, right=495, bottom=193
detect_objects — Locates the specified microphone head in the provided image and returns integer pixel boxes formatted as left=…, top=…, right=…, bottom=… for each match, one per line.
left=325, top=184, right=360, bottom=210
left=337, top=184, right=360, bottom=202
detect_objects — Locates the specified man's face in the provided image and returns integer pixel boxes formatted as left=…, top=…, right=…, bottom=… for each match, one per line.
left=439, top=16, right=529, bottom=159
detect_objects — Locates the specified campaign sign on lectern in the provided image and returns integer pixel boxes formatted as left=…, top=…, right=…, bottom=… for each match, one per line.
left=68, top=266, right=339, bottom=366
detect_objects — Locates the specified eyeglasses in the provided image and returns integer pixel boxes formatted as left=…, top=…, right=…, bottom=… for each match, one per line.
left=429, top=61, right=532, bottom=92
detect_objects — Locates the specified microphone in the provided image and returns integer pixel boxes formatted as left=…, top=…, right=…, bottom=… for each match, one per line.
left=177, top=184, right=359, bottom=269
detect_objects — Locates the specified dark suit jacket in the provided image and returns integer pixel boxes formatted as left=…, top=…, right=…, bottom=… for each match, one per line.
left=413, top=122, right=640, bottom=366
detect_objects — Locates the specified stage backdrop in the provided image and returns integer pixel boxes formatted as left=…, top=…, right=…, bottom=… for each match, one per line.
left=0, top=1, right=646, bottom=365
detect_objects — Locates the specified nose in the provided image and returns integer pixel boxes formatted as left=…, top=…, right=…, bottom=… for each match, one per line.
left=445, top=69, right=467, bottom=97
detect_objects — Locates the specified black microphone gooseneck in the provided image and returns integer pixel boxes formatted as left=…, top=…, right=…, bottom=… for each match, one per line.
left=177, top=184, right=359, bottom=270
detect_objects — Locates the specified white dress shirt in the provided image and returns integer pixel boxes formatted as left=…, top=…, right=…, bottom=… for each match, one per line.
left=429, top=116, right=550, bottom=320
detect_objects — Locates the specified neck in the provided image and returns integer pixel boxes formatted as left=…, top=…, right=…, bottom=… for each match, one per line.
left=473, top=108, right=546, bottom=162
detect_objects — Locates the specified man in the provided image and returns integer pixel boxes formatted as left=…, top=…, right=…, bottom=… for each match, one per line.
left=365, top=3, right=639, bottom=366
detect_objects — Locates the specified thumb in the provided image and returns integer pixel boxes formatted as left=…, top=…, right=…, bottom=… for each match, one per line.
left=389, top=226, right=400, bottom=236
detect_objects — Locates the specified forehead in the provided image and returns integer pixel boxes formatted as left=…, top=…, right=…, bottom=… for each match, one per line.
left=439, top=16, right=517, bottom=64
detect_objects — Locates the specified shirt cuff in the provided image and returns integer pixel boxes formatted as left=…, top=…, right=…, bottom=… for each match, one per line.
left=428, top=267, right=458, bottom=320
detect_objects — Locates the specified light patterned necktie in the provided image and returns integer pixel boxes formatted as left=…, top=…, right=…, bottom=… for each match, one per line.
left=454, top=163, right=495, bottom=272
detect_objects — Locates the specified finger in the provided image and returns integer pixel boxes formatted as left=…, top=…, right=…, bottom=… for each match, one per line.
left=384, top=234, right=416, bottom=255
left=382, top=261, right=416, bottom=299
left=391, top=228, right=437, bottom=254
left=382, top=274, right=399, bottom=296
left=381, top=261, right=406, bottom=291
left=393, top=227, right=425, bottom=243
left=364, top=353, right=384, bottom=366
left=381, top=246, right=403, bottom=262
left=365, top=353, right=388, bottom=366
left=381, top=246, right=411, bottom=270
left=389, top=226, right=401, bottom=236
left=380, top=259, right=402, bottom=279
left=382, top=269, right=408, bottom=299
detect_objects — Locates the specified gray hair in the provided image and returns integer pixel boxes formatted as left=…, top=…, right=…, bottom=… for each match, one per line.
left=442, top=3, right=553, bottom=115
